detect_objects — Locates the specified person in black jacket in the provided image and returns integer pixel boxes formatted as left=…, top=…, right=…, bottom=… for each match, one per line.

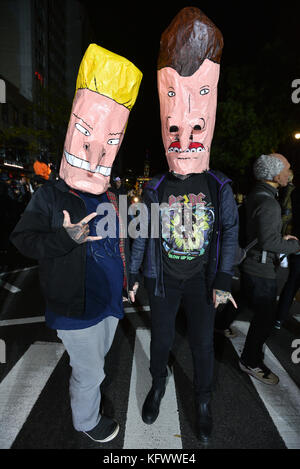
left=129, top=8, right=238, bottom=444
left=10, top=44, right=142, bottom=444
left=215, top=153, right=299, bottom=384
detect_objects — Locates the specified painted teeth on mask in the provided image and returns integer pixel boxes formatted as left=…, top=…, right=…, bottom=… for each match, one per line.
left=190, top=147, right=205, bottom=153
left=64, top=150, right=111, bottom=176
left=94, top=165, right=111, bottom=176
left=168, top=147, right=205, bottom=153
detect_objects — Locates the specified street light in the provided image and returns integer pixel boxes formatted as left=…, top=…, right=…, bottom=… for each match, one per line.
left=294, top=133, right=300, bottom=140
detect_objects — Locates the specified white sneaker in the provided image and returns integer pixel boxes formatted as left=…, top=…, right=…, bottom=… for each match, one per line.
left=239, top=360, right=279, bottom=385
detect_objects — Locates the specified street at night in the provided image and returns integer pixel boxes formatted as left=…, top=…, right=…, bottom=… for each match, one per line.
left=1, top=0, right=300, bottom=456
left=0, top=253, right=299, bottom=449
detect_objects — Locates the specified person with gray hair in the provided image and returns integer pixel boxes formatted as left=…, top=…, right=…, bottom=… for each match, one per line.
left=215, top=153, right=300, bottom=384
left=253, top=154, right=285, bottom=181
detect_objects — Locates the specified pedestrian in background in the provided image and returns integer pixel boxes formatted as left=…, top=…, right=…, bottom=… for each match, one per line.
left=110, top=176, right=127, bottom=196
left=276, top=172, right=300, bottom=328
left=215, top=153, right=300, bottom=384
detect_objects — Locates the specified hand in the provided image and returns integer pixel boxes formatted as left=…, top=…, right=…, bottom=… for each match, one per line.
left=129, top=282, right=139, bottom=303
left=213, top=289, right=238, bottom=309
left=284, top=235, right=299, bottom=241
left=63, top=210, right=102, bottom=244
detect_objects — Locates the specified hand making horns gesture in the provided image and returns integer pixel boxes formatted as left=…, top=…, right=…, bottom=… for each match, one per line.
left=63, top=210, right=102, bottom=244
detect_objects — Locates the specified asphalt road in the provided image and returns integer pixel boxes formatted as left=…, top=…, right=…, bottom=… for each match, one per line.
left=0, top=255, right=300, bottom=452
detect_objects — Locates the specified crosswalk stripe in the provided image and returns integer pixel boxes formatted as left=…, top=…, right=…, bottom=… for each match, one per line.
left=124, top=305, right=150, bottom=313
left=123, top=327, right=182, bottom=449
left=231, top=320, right=300, bottom=449
left=0, top=266, right=38, bottom=278
left=0, top=316, right=45, bottom=327
left=0, top=341, right=65, bottom=449
left=0, top=279, right=21, bottom=293
left=0, top=307, right=150, bottom=327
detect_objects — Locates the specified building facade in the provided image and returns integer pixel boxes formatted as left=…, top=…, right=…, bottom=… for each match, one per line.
left=0, top=0, right=94, bottom=170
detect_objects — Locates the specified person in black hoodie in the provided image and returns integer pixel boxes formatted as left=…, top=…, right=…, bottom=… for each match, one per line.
left=10, top=44, right=142, bottom=444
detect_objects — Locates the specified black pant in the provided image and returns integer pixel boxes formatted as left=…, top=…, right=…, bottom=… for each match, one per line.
left=145, top=271, right=215, bottom=403
left=277, top=255, right=300, bottom=323
left=215, top=272, right=277, bottom=368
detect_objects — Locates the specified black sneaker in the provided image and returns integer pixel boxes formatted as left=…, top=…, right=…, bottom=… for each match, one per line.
left=82, top=415, right=119, bottom=443
left=239, top=360, right=279, bottom=385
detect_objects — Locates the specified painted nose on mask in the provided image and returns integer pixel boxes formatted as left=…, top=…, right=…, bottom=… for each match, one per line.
left=168, top=123, right=190, bottom=152
left=169, top=120, right=204, bottom=152
left=89, top=152, right=105, bottom=172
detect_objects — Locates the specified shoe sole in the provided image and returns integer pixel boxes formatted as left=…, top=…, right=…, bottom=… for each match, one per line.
left=83, top=423, right=120, bottom=443
left=239, top=362, right=279, bottom=385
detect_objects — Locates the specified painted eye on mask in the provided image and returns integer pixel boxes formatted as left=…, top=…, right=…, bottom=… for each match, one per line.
left=107, top=138, right=120, bottom=145
left=75, top=123, right=91, bottom=136
left=168, top=91, right=176, bottom=97
left=200, top=88, right=210, bottom=96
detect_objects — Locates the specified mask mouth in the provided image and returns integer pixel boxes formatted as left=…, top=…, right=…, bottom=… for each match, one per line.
left=64, top=150, right=111, bottom=177
left=168, top=142, right=205, bottom=154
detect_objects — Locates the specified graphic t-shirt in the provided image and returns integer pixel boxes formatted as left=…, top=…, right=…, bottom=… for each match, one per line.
left=161, top=173, right=215, bottom=280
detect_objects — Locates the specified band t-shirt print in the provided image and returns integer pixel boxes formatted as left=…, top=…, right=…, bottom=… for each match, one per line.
left=160, top=173, right=215, bottom=280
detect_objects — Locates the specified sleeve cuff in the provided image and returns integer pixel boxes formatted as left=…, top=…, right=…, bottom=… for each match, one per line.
left=128, top=273, right=140, bottom=291
left=56, top=226, right=79, bottom=251
left=213, top=272, right=233, bottom=293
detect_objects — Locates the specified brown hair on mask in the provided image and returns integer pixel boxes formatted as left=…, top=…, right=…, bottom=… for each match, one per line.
left=158, top=7, right=224, bottom=77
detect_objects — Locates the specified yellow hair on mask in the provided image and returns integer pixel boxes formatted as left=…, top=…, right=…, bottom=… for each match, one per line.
left=76, top=43, right=142, bottom=111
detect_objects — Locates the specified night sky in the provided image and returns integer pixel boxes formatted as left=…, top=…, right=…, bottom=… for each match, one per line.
left=82, top=1, right=300, bottom=176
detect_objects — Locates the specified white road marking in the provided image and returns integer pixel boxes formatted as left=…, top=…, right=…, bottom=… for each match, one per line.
left=0, top=279, right=21, bottom=293
left=124, top=327, right=182, bottom=449
left=231, top=320, right=300, bottom=449
left=0, top=266, right=38, bottom=277
left=0, top=341, right=65, bottom=449
left=0, top=316, right=45, bottom=327
left=0, top=306, right=150, bottom=327
left=124, top=305, right=150, bottom=313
